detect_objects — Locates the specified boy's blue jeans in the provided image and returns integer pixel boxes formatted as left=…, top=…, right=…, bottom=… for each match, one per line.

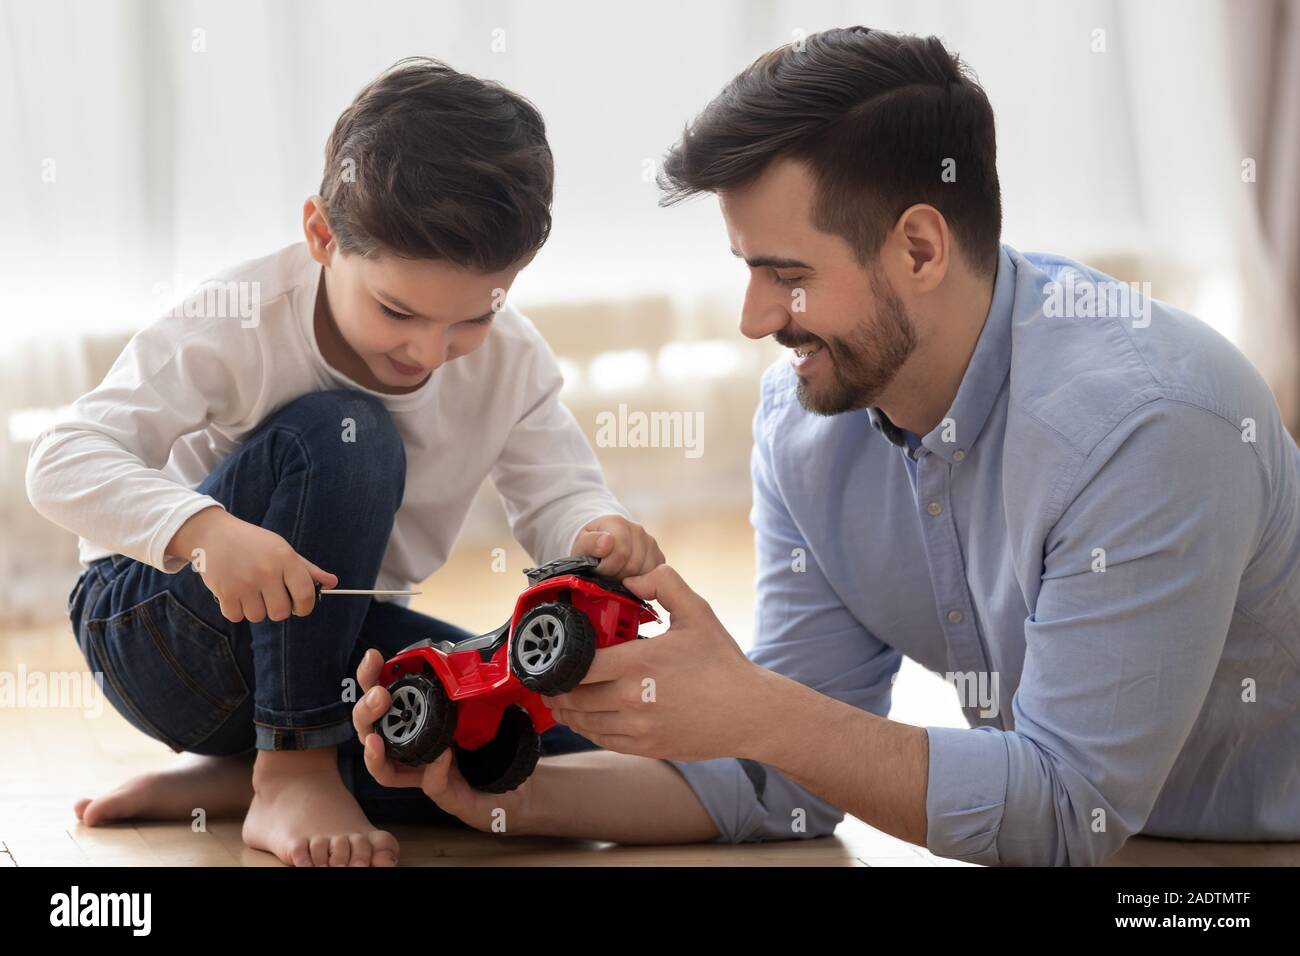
left=66, top=388, right=596, bottom=824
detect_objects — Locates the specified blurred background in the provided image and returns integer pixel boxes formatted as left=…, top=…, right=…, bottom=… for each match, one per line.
left=2, top=0, right=1298, bottom=734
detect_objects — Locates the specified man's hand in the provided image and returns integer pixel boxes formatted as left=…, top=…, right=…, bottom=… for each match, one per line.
left=545, top=564, right=765, bottom=762
left=571, top=515, right=666, bottom=578
left=167, top=505, right=337, bottom=624
left=350, top=648, right=528, bottom=831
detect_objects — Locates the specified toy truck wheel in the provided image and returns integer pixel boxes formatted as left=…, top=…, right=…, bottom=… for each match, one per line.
left=510, top=601, right=596, bottom=695
left=376, top=673, right=457, bottom=766
left=454, top=705, right=540, bottom=793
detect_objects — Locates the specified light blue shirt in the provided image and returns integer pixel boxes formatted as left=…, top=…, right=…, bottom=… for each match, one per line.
left=666, top=244, right=1300, bottom=865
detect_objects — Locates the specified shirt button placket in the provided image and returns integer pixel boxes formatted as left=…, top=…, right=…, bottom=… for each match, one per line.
left=917, top=458, right=989, bottom=680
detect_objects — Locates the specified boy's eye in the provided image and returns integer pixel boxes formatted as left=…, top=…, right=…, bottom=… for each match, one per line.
left=772, top=271, right=804, bottom=288
left=379, top=303, right=414, bottom=321
left=463, top=314, right=495, bottom=327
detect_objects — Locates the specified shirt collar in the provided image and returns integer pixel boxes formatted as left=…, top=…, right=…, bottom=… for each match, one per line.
left=868, top=244, right=1017, bottom=464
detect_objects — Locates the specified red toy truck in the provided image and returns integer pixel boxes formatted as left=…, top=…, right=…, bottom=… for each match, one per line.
left=373, top=555, right=661, bottom=792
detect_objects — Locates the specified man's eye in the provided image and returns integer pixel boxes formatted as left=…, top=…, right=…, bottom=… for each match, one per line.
left=773, top=273, right=804, bottom=288
left=379, top=303, right=414, bottom=321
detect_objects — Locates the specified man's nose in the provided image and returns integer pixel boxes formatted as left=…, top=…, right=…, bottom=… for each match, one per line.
left=738, top=276, right=790, bottom=341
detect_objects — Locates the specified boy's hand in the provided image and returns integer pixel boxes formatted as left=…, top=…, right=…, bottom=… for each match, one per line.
left=351, top=649, right=528, bottom=831
left=167, top=505, right=337, bottom=624
left=570, top=515, right=666, bottom=579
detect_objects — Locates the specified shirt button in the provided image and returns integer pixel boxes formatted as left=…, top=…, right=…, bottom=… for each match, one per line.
left=947, top=609, right=963, bottom=624
left=952, top=449, right=966, bottom=461
left=926, top=501, right=942, bottom=516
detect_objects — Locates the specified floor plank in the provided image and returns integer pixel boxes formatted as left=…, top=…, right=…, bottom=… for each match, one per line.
left=4, top=512, right=1296, bottom=866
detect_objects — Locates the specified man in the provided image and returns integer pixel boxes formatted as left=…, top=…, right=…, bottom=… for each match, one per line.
left=352, top=26, right=1300, bottom=865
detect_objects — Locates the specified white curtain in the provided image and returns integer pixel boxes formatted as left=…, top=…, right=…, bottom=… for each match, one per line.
left=2, top=0, right=1296, bottom=617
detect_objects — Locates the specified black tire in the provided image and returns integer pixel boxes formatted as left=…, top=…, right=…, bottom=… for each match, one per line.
left=510, top=601, right=597, bottom=695
left=454, top=705, right=540, bottom=793
left=376, top=672, right=457, bottom=766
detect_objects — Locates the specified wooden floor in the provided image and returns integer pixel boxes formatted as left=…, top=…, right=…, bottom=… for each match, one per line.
left=3, top=510, right=1296, bottom=867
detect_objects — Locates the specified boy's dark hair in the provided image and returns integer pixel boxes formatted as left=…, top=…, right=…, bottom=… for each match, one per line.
left=320, top=57, right=554, bottom=272
left=659, top=27, right=1002, bottom=277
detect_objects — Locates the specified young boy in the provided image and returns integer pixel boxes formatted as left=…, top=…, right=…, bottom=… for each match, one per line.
left=25, top=58, right=665, bottom=867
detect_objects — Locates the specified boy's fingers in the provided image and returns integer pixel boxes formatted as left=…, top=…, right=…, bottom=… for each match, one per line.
left=241, top=594, right=268, bottom=624
left=216, top=593, right=244, bottom=623
left=304, top=559, right=338, bottom=587
left=572, top=530, right=613, bottom=559
left=624, top=534, right=647, bottom=581
left=262, top=581, right=293, bottom=623
left=286, top=564, right=317, bottom=616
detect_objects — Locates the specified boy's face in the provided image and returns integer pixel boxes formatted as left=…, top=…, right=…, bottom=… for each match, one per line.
left=304, top=199, right=525, bottom=390
left=719, top=158, right=919, bottom=416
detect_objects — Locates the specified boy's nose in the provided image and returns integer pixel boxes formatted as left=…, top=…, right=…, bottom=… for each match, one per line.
left=408, top=331, right=449, bottom=370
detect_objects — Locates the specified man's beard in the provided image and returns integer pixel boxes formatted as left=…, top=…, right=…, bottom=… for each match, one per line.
left=779, top=274, right=918, bottom=417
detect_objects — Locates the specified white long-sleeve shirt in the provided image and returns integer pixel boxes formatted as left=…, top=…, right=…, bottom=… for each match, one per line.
left=26, top=242, right=629, bottom=601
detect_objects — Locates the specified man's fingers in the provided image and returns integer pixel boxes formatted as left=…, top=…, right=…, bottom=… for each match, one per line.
left=622, top=564, right=708, bottom=619
left=580, top=639, right=648, bottom=684
left=549, top=679, right=628, bottom=712
left=553, top=707, right=625, bottom=736
left=353, top=682, right=391, bottom=742
left=362, top=733, right=425, bottom=789
left=356, top=647, right=384, bottom=693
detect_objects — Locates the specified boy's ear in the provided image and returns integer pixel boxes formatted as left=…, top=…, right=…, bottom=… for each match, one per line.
left=302, top=196, right=336, bottom=265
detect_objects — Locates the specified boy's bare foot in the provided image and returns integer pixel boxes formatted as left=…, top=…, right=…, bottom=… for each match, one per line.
left=241, top=746, right=399, bottom=867
left=74, top=753, right=255, bottom=826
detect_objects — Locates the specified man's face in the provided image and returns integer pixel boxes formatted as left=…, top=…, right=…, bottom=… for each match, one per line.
left=720, top=159, right=918, bottom=416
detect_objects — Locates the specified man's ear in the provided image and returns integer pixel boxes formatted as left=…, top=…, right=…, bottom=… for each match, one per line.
left=893, top=204, right=950, bottom=293
left=302, top=196, right=336, bottom=266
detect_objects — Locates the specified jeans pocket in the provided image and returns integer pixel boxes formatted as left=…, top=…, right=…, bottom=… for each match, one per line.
left=86, top=591, right=250, bottom=752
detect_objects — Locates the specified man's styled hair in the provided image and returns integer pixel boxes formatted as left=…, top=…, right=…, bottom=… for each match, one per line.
left=320, top=57, right=554, bottom=272
left=659, top=27, right=1002, bottom=277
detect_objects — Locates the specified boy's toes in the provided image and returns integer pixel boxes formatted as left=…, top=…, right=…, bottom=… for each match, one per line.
left=289, top=838, right=314, bottom=868
left=369, top=829, right=400, bottom=867
left=309, top=835, right=331, bottom=867
left=79, top=789, right=138, bottom=827
left=328, top=834, right=351, bottom=866
left=347, top=833, right=372, bottom=867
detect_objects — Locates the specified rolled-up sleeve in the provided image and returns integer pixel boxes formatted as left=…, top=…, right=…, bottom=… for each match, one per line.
left=666, top=373, right=902, bottom=842
left=923, top=400, right=1267, bottom=865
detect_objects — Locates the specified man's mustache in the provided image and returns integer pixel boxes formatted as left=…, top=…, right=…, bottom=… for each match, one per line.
left=774, top=330, right=825, bottom=350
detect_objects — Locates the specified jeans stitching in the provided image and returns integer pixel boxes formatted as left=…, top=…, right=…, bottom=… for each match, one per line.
left=89, top=626, right=186, bottom=753
left=140, top=593, right=247, bottom=715
left=250, top=423, right=318, bottom=719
